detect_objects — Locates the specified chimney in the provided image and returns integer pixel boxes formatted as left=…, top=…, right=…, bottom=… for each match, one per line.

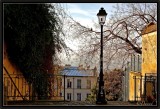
left=87, top=65, right=90, bottom=70
left=93, top=66, right=97, bottom=76
left=78, top=64, right=83, bottom=70
left=65, top=64, right=71, bottom=68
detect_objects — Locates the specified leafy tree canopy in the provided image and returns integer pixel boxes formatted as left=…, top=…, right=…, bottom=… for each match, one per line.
left=4, top=4, right=67, bottom=99
left=104, top=69, right=123, bottom=100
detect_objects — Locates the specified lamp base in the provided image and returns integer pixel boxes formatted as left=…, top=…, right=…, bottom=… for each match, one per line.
left=96, top=99, right=107, bottom=104
left=96, top=84, right=107, bottom=104
left=96, top=98, right=107, bottom=104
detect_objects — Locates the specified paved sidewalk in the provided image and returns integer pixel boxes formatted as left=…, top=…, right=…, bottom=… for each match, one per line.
left=7, top=101, right=137, bottom=106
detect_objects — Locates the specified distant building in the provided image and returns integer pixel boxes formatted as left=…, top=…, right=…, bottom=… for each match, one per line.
left=60, top=65, right=97, bottom=101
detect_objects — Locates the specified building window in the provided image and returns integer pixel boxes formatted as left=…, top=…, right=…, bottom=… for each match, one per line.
left=67, top=93, right=71, bottom=101
left=77, top=93, right=81, bottom=101
left=87, top=93, right=91, bottom=98
left=60, top=93, right=62, bottom=97
left=87, top=80, right=91, bottom=89
left=67, top=79, right=72, bottom=88
left=77, top=79, right=81, bottom=89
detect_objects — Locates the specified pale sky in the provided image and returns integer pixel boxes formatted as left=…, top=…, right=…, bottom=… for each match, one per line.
left=63, top=3, right=116, bottom=51
left=65, top=3, right=116, bottom=29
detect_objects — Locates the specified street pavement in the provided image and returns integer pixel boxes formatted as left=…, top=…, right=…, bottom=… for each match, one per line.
left=7, top=101, right=139, bottom=106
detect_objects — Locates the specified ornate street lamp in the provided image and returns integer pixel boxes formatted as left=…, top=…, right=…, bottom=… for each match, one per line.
left=96, top=7, right=107, bottom=104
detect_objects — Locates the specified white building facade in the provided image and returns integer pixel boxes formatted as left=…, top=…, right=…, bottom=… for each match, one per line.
left=60, top=66, right=97, bottom=101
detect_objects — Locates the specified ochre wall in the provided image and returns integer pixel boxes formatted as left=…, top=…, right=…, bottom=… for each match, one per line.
left=141, top=31, right=157, bottom=76
left=3, top=44, right=31, bottom=101
left=141, top=30, right=157, bottom=101
left=129, top=71, right=141, bottom=101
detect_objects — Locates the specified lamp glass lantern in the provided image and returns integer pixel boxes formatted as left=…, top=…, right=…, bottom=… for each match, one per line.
left=97, top=7, right=107, bottom=25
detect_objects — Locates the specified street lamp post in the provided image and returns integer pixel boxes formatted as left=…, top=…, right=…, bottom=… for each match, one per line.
left=96, top=7, right=107, bottom=104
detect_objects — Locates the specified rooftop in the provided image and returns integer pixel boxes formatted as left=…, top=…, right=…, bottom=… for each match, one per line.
left=141, top=22, right=157, bottom=35
left=60, top=66, right=96, bottom=77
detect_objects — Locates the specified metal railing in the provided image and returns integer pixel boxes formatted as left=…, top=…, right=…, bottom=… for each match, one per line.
left=3, top=67, right=65, bottom=102
left=133, top=73, right=157, bottom=104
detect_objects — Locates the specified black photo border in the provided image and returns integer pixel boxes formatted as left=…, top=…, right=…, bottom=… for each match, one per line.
left=0, top=0, right=159, bottom=109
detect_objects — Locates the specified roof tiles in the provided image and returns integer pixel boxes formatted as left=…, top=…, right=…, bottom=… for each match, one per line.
left=60, top=67, right=94, bottom=77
